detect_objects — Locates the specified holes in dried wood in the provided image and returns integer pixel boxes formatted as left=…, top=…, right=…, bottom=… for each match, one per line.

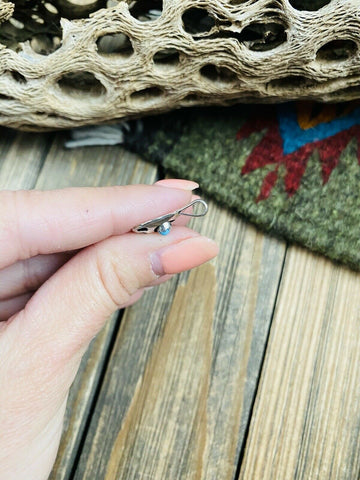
left=0, top=0, right=103, bottom=52
left=58, top=72, right=106, bottom=97
left=30, top=33, right=62, bottom=55
left=288, top=0, right=331, bottom=10
left=34, top=112, right=61, bottom=121
left=316, top=40, right=358, bottom=62
left=0, top=0, right=62, bottom=53
left=182, top=93, right=203, bottom=102
left=129, top=0, right=163, bottom=22
left=44, top=3, right=59, bottom=15
left=239, top=22, right=287, bottom=51
left=333, top=84, right=360, bottom=98
left=97, top=33, right=133, bottom=56
left=9, top=17, right=24, bottom=29
left=182, top=12, right=286, bottom=52
left=31, top=14, right=45, bottom=24
left=153, top=48, right=180, bottom=65
left=200, top=64, right=237, bottom=83
left=0, top=93, right=15, bottom=100
left=130, top=87, right=163, bottom=102
left=10, top=71, right=27, bottom=83
left=54, top=0, right=105, bottom=19
left=268, top=75, right=318, bottom=90
left=182, top=8, right=215, bottom=35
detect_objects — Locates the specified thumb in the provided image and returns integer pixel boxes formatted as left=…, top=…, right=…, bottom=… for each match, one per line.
left=9, top=227, right=218, bottom=382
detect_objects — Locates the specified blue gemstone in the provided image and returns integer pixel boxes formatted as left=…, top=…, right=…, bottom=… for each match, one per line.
left=158, top=222, right=171, bottom=235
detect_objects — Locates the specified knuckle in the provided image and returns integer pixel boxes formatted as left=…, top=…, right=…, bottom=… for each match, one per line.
left=94, top=247, right=138, bottom=309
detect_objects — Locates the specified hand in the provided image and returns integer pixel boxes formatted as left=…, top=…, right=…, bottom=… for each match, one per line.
left=0, top=180, right=218, bottom=480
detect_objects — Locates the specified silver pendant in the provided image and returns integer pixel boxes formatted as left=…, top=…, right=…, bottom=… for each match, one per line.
left=132, top=199, right=208, bottom=235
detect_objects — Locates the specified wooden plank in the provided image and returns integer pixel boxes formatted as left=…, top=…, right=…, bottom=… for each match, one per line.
left=0, top=130, right=52, bottom=189
left=0, top=127, right=17, bottom=162
left=73, top=201, right=286, bottom=479
left=32, top=139, right=160, bottom=480
left=239, top=246, right=360, bottom=479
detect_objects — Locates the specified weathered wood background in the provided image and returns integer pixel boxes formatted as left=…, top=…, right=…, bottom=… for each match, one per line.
left=1, top=128, right=359, bottom=479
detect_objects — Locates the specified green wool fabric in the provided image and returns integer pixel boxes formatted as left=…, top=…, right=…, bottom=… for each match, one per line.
left=125, top=106, right=360, bottom=269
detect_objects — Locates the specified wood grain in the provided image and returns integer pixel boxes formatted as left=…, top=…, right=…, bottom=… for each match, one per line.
left=105, top=263, right=216, bottom=480
left=239, top=246, right=360, bottom=480
left=73, top=202, right=286, bottom=479
left=0, top=131, right=52, bottom=189
left=0, top=128, right=17, bottom=163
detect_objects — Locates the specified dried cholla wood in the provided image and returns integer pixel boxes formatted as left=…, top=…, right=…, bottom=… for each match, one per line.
left=0, top=0, right=359, bottom=130
left=0, top=2, right=13, bottom=24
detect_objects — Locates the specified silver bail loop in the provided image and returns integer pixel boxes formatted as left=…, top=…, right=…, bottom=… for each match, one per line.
left=176, top=199, right=208, bottom=218
left=132, top=199, right=208, bottom=235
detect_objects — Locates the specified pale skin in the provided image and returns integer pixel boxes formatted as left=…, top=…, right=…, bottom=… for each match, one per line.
left=0, top=179, right=218, bottom=480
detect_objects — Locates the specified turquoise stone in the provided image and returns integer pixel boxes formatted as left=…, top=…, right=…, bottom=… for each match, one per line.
left=158, top=222, right=171, bottom=235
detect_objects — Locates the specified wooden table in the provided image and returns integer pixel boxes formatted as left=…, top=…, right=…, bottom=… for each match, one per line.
left=1, top=129, right=359, bottom=480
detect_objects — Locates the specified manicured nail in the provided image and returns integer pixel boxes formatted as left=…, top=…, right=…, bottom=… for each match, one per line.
left=151, top=236, right=219, bottom=276
left=191, top=194, right=201, bottom=202
left=154, top=179, right=199, bottom=191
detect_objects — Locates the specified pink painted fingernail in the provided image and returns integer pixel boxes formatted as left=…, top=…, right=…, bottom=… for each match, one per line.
left=151, top=236, right=219, bottom=276
left=154, top=179, right=199, bottom=190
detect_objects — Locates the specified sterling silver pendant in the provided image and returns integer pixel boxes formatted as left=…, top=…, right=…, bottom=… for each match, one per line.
left=132, top=199, right=208, bottom=235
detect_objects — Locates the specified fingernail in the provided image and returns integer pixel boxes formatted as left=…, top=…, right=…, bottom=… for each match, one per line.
left=191, top=194, right=201, bottom=201
left=151, top=236, right=219, bottom=276
left=154, top=179, right=199, bottom=191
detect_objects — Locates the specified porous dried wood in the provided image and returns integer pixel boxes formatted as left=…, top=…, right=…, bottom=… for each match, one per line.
left=0, top=0, right=359, bottom=130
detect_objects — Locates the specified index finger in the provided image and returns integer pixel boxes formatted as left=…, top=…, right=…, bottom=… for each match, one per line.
left=0, top=181, right=197, bottom=269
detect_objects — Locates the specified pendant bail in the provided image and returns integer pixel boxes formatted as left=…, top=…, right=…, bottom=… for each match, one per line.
left=132, top=199, right=208, bottom=234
